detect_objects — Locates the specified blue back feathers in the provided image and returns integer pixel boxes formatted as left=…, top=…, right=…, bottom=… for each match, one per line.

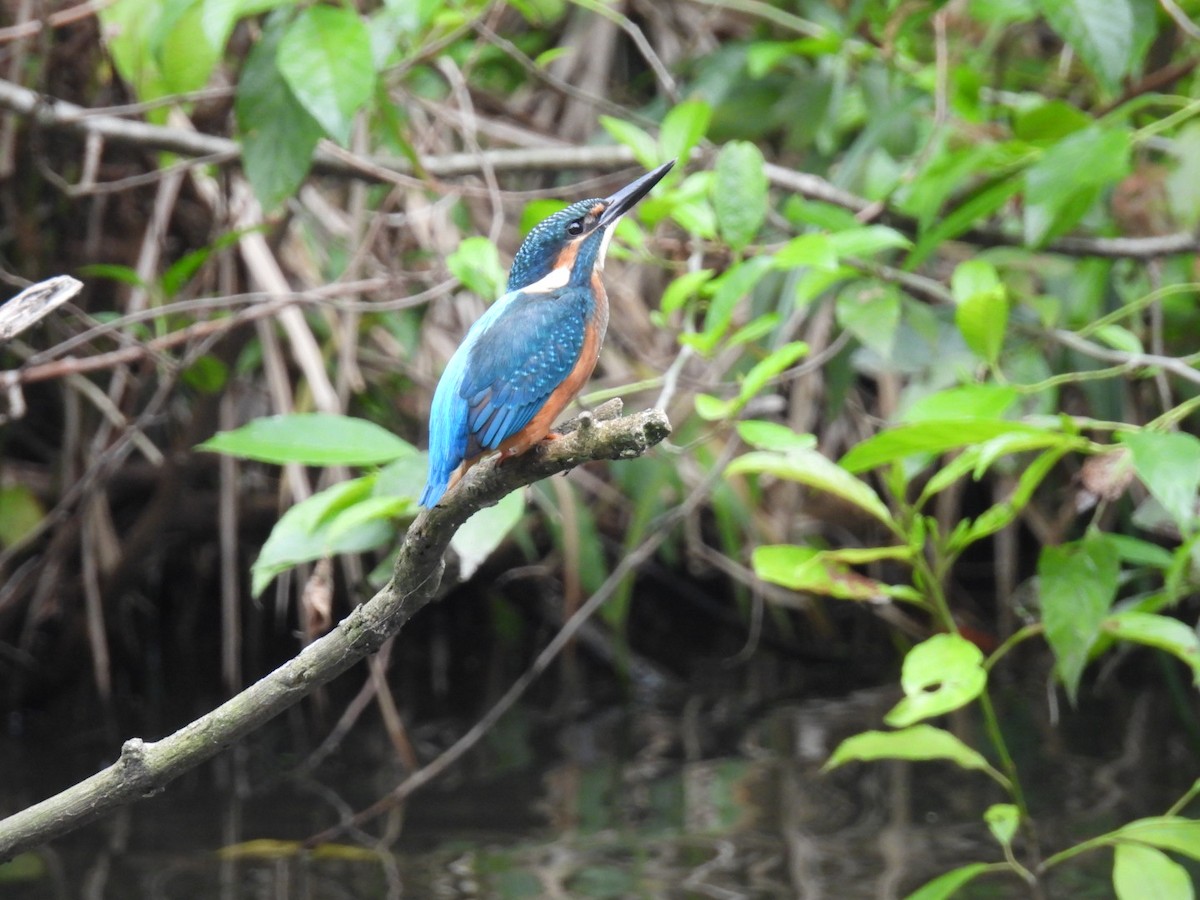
left=419, top=207, right=608, bottom=507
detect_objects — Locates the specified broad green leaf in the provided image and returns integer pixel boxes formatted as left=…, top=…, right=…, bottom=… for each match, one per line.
left=599, top=117, right=657, bottom=168
left=886, top=633, right=987, bottom=727
left=1103, top=612, right=1200, bottom=685
left=100, top=0, right=170, bottom=105
left=729, top=449, right=895, bottom=527
left=236, top=13, right=324, bottom=209
left=1013, top=99, right=1093, bottom=145
left=1120, top=431, right=1200, bottom=534
left=200, top=414, right=415, bottom=465
left=841, top=420, right=1057, bottom=473
left=752, top=545, right=890, bottom=601
left=836, top=284, right=901, bottom=359
left=1113, top=817, right=1200, bottom=860
left=734, top=341, right=809, bottom=408
left=1037, top=0, right=1146, bottom=91
left=1094, top=324, right=1142, bottom=355
left=447, top=236, right=505, bottom=299
left=0, top=852, right=47, bottom=883
left=774, top=234, right=838, bottom=270
left=660, top=268, right=713, bottom=315
left=201, top=0, right=295, bottom=52
left=904, top=863, right=991, bottom=900
left=156, top=1, right=221, bottom=94
left=1039, top=533, right=1120, bottom=702
left=951, top=260, right=1008, bottom=364
left=325, top=495, right=413, bottom=546
left=736, top=421, right=816, bottom=453
left=986, top=804, right=1020, bottom=850
left=450, top=490, right=526, bottom=580
left=685, top=256, right=773, bottom=354
left=1113, top=844, right=1193, bottom=900
left=0, top=485, right=44, bottom=548
left=277, top=6, right=375, bottom=144
left=828, top=225, right=911, bottom=257
left=902, top=386, right=1017, bottom=424
left=694, top=393, right=734, bottom=421
left=825, top=725, right=993, bottom=774
left=712, top=141, right=768, bottom=252
left=1024, top=126, right=1131, bottom=246
left=907, top=175, right=1023, bottom=269
left=902, top=384, right=1019, bottom=423
left=250, top=478, right=385, bottom=597
left=660, top=100, right=711, bottom=164
left=727, top=311, right=781, bottom=347
left=1105, top=534, right=1174, bottom=569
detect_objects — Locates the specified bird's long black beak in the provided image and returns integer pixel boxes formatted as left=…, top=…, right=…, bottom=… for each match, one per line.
left=598, top=159, right=675, bottom=227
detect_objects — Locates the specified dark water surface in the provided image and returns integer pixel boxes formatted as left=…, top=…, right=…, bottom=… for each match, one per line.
left=3, top=664, right=1195, bottom=899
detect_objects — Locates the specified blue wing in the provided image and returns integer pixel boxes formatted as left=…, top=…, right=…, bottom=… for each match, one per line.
left=420, top=286, right=591, bottom=507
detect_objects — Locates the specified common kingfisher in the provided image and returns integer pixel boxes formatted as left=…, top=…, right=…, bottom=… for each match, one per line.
left=420, top=160, right=675, bottom=507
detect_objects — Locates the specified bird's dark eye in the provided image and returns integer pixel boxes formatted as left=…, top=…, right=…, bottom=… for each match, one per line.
left=567, top=219, right=585, bottom=236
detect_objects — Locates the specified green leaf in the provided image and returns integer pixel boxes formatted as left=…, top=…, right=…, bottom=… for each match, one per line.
left=986, top=804, right=1020, bottom=850
left=1094, top=324, right=1143, bottom=355
left=752, top=544, right=892, bottom=601
left=200, top=414, right=416, bottom=465
left=659, top=100, right=711, bottom=164
left=1103, top=612, right=1200, bottom=685
left=1167, top=122, right=1200, bottom=230
left=736, top=421, right=816, bottom=453
left=825, top=725, right=994, bottom=774
left=251, top=478, right=387, bottom=597
left=236, top=13, right=324, bottom=209
left=686, top=256, right=773, bottom=355
left=156, top=1, right=221, bottom=94
left=836, top=284, right=901, bottom=359
left=1113, top=817, right=1200, bottom=860
left=902, top=384, right=1019, bottom=423
left=1013, top=99, right=1093, bottom=145
left=1113, top=844, right=1194, bottom=900
left=0, top=485, right=44, bottom=548
left=1037, top=0, right=1144, bottom=91
left=729, top=449, right=895, bottom=527
left=450, top=491, right=526, bottom=580
left=660, top=268, right=713, bottom=315
left=734, top=341, right=808, bottom=408
left=886, top=633, right=987, bottom=727
left=447, top=236, right=506, bottom=299
left=774, top=234, right=838, bottom=270
left=1024, top=126, right=1131, bottom=246
left=841, top=420, right=1058, bottom=473
left=1120, top=431, right=1200, bottom=534
left=1039, top=533, right=1120, bottom=702
left=904, top=863, right=991, bottom=900
left=694, top=393, right=733, bottom=421
left=277, top=6, right=375, bottom=144
left=712, top=141, right=768, bottom=252
left=828, top=225, right=911, bottom=257
left=907, top=175, right=1023, bottom=269
left=951, top=260, right=1008, bottom=364
left=599, top=117, right=658, bottom=168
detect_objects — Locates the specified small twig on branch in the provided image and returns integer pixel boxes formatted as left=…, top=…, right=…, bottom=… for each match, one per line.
left=2, top=76, right=1198, bottom=261
left=0, top=400, right=671, bottom=860
left=0, top=275, right=82, bottom=341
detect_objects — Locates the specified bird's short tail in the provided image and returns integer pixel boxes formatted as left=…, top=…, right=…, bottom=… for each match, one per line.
left=419, top=465, right=452, bottom=508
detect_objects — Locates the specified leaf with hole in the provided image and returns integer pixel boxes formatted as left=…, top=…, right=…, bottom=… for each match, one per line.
left=885, top=633, right=987, bottom=727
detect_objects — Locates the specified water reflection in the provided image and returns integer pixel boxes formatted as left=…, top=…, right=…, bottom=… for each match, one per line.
left=2, top=682, right=1193, bottom=898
